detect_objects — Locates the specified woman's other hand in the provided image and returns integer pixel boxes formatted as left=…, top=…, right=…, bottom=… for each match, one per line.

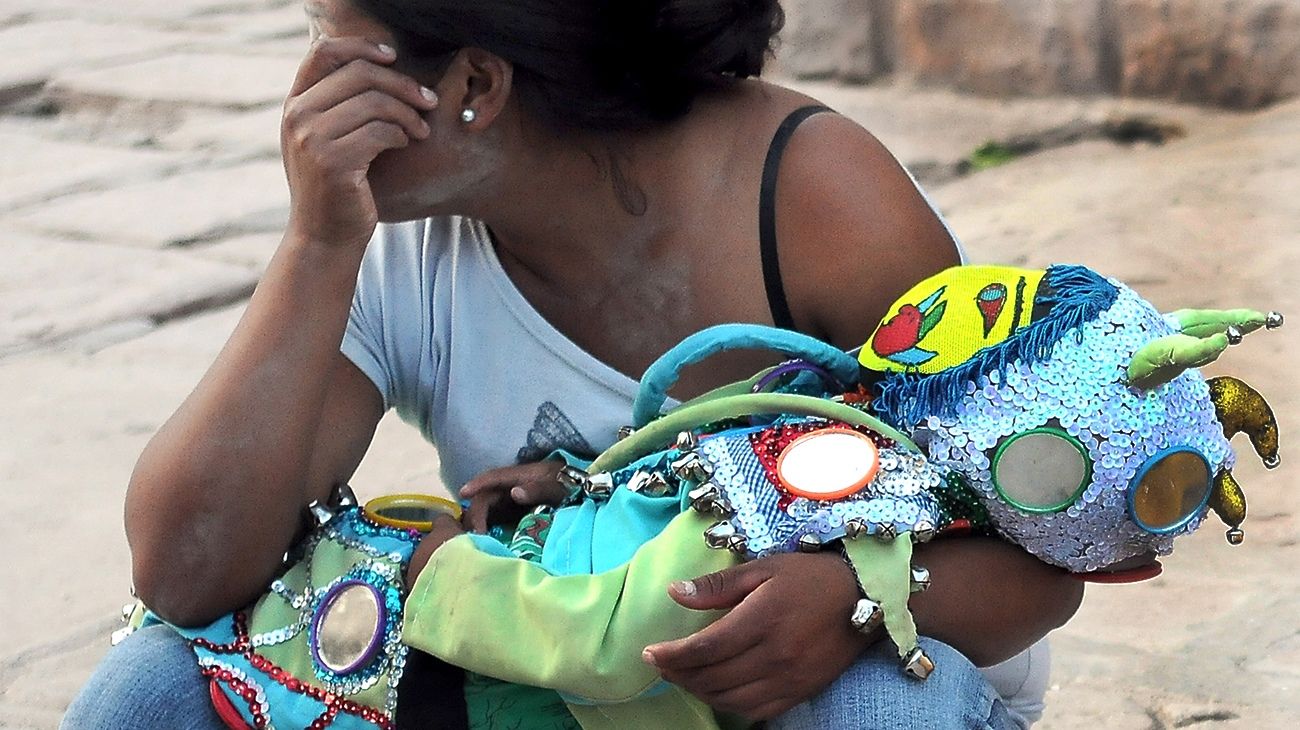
left=282, top=36, right=438, bottom=249
left=642, top=552, right=868, bottom=720
left=459, top=459, right=573, bottom=533
left=645, top=538, right=1083, bottom=720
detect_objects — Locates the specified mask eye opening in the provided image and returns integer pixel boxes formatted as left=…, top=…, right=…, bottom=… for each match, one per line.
left=991, top=426, right=1092, bottom=514
left=1127, top=447, right=1213, bottom=534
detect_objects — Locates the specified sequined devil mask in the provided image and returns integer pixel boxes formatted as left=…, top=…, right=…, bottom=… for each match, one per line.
left=861, top=265, right=1282, bottom=576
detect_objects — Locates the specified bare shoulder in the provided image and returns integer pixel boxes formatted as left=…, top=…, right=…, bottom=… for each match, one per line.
left=766, top=101, right=962, bottom=349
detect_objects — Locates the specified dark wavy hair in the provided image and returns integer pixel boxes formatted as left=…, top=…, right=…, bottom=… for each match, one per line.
left=350, top=0, right=784, bottom=132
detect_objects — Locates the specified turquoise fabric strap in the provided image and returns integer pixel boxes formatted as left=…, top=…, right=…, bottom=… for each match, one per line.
left=632, top=324, right=860, bottom=428
left=594, top=392, right=919, bottom=474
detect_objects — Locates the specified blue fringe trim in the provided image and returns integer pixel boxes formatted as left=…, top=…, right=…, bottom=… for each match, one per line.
left=872, top=265, right=1119, bottom=427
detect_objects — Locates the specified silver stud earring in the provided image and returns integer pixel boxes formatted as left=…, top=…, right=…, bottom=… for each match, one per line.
left=460, top=108, right=476, bottom=123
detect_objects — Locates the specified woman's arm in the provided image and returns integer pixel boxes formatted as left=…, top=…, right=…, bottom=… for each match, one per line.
left=126, top=37, right=438, bottom=626
left=645, top=113, right=1084, bottom=719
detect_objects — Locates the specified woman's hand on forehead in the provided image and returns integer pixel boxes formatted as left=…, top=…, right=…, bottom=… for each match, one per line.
left=281, top=33, right=438, bottom=249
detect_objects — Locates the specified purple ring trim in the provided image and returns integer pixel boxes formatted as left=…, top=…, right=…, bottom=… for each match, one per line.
left=749, top=360, right=844, bottom=425
left=309, top=579, right=387, bottom=676
left=751, top=359, right=841, bottom=394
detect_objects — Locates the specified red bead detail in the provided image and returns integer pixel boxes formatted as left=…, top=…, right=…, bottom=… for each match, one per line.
left=941, top=519, right=972, bottom=537
left=207, top=666, right=268, bottom=729
left=750, top=422, right=894, bottom=509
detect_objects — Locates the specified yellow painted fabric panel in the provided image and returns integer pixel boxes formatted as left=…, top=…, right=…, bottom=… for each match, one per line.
left=859, top=266, right=1045, bottom=374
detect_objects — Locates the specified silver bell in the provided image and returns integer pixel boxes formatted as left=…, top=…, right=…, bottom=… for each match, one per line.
left=874, top=523, right=897, bottom=543
left=557, top=465, right=589, bottom=490
left=307, top=500, right=336, bottom=527
left=670, top=452, right=712, bottom=482
left=797, top=533, right=823, bottom=553
left=628, top=471, right=673, bottom=497
left=626, top=471, right=654, bottom=494
left=849, top=598, right=884, bottom=634
left=704, top=521, right=739, bottom=550
left=1266, top=311, right=1284, bottom=329
left=902, top=646, right=935, bottom=680
left=912, top=521, right=936, bottom=544
left=1226, top=528, right=1245, bottom=545
left=1264, top=454, right=1281, bottom=470
left=710, top=495, right=735, bottom=517
left=910, top=566, right=932, bottom=593
left=642, top=472, right=674, bottom=497
left=1225, top=325, right=1243, bottom=345
left=617, top=425, right=636, bottom=441
left=585, top=472, right=615, bottom=498
left=844, top=518, right=868, bottom=540
left=332, top=482, right=359, bottom=509
left=675, top=431, right=698, bottom=451
left=726, top=534, right=750, bottom=555
left=688, top=483, right=722, bottom=513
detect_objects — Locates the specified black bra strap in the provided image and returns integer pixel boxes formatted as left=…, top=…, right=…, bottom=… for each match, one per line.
left=760, top=104, right=832, bottom=332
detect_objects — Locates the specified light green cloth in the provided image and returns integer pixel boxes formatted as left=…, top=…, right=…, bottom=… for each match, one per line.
left=843, top=535, right=919, bottom=659
left=405, top=510, right=739, bottom=729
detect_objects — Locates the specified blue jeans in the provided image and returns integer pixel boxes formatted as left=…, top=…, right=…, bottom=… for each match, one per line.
left=62, top=626, right=1013, bottom=729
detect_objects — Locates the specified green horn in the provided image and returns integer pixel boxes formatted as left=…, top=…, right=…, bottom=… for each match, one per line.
left=1171, top=309, right=1267, bottom=338
left=1127, top=332, right=1228, bottom=390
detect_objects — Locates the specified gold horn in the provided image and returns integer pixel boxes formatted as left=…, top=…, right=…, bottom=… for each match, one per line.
left=1209, top=469, right=1247, bottom=544
left=1208, top=376, right=1281, bottom=469
left=1127, top=333, right=1229, bottom=390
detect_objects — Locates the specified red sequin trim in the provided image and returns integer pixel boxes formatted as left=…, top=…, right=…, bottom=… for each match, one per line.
left=192, top=612, right=395, bottom=730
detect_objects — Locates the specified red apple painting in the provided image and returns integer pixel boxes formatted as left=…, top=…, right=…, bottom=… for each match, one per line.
left=871, top=286, right=947, bottom=367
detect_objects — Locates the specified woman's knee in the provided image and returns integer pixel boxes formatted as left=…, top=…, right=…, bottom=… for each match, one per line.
left=769, top=638, right=1017, bottom=730
left=60, top=624, right=221, bottom=730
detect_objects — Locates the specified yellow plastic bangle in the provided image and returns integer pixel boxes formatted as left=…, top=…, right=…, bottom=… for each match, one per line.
left=363, top=493, right=463, bottom=533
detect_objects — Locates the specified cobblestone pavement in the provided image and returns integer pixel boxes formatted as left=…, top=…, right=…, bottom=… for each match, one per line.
left=1, top=2, right=1296, bottom=728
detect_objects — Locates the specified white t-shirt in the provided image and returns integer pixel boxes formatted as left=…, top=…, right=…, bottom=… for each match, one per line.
left=340, top=216, right=1048, bottom=727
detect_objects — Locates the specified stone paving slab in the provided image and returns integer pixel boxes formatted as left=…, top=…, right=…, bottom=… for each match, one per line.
left=159, top=105, right=284, bottom=158
left=189, top=231, right=281, bottom=273
left=10, top=160, right=288, bottom=247
left=182, top=2, right=309, bottom=45
left=47, top=52, right=300, bottom=113
left=0, top=20, right=207, bottom=105
left=0, top=0, right=293, bottom=26
left=0, top=232, right=258, bottom=356
left=783, top=78, right=1225, bottom=175
left=0, top=123, right=186, bottom=211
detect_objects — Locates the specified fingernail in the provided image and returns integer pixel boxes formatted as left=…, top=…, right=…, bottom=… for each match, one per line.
left=420, top=86, right=438, bottom=104
left=642, top=648, right=657, bottom=666
left=511, top=487, right=527, bottom=501
left=377, top=43, right=395, bottom=56
left=671, top=580, right=696, bottom=597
